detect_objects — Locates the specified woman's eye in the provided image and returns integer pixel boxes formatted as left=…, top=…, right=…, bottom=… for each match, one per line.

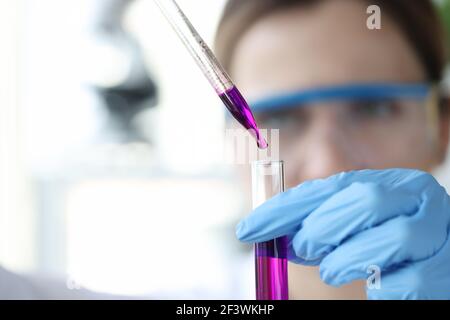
left=257, top=109, right=306, bottom=130
left=350, top=100, right=400, bottom=119
left=264, top=115, right=292, bottom=128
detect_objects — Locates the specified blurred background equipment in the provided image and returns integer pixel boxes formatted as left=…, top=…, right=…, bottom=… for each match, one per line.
left=437, top=0, right=450, bottom=59
left=0, top=0, right=252, bottom=299
left=90, top=0, right=158, bottom=143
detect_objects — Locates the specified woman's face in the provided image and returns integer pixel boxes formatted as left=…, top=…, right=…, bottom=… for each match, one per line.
left=230, top=0, right=447, bottom=188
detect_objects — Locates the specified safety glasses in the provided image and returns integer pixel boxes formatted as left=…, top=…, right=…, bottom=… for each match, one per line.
left=244, top=82, right=441, bottom=168
left=250, top=83, right=431, bottom=113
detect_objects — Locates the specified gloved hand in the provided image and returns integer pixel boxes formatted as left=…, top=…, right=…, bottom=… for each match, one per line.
left=236, top=169, right=450, bottom=299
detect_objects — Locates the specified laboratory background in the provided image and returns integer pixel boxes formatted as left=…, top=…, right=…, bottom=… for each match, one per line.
left=1, top=0, right=450, bottom=299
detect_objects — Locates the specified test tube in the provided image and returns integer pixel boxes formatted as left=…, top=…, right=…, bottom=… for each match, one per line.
left=251, top=160, right=289, bottom=300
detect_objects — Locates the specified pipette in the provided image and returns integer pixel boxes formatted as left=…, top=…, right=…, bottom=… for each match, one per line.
left=153, top=0, right=268, bottom=149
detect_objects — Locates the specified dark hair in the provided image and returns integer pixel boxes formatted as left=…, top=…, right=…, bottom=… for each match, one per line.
left=214, top=0, right=448, bottom=83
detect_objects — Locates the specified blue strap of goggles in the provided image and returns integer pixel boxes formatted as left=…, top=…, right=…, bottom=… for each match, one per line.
left=250, top=83, right=431, bottom=113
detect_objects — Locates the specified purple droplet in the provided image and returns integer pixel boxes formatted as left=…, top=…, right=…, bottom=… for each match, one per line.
left=219, top=86, right=268, bottom=150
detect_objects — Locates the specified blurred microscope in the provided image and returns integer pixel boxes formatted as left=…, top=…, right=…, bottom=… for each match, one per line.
left=34, top=0, right=161, bottom=277
left=89, top=0, right=158, bottom=143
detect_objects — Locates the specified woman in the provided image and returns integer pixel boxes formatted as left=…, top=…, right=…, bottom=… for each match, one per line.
left=215, top=0, right=450, bottom=299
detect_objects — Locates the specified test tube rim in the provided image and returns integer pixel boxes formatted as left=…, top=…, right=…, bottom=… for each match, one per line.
left=252, top=160, right=284, bottom=166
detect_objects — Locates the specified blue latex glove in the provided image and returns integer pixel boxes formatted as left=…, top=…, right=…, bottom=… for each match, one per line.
left=236, top=169, right=450, bottom=299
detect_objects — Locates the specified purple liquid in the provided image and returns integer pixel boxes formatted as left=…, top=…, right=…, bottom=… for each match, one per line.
left=255, top=237, right=289, bottom=300
left=219, top=86, right=268, bottom=149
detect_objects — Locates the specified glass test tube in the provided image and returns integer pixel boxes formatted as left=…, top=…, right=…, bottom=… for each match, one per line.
left=251, top=160, right=289, bottom=300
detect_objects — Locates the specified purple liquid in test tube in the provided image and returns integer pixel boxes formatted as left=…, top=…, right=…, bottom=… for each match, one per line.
left=252, top=161, right=289, bottom=300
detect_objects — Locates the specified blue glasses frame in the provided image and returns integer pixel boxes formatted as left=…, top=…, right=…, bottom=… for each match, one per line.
left=249, top=83, right=431, bottom=113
